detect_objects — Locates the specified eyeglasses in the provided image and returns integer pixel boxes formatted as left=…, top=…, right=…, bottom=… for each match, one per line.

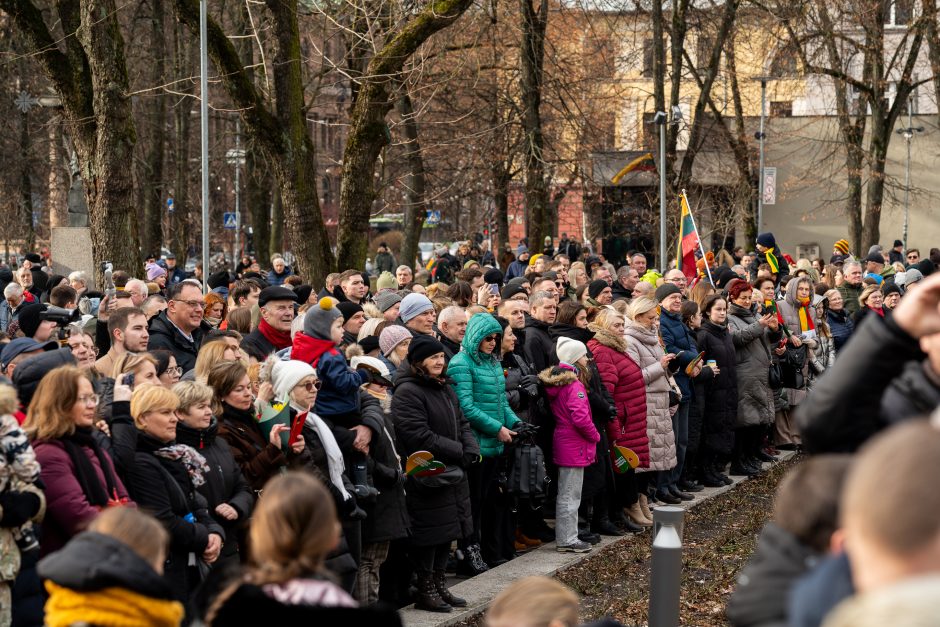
left=555, top=281, right=564, bottom=287
left=77, top=394, right=100, bottom=407
left=298, top=380, right=322, bottom=391
left=482, top=335, right=499, bottom=342
left=908, top=254, right=919, bottom=259
left=165, top=366, right=183, bottom=376
left=173, top=299, right=204, bottom=309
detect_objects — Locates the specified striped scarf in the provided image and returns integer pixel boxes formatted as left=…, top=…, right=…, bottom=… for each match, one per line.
left=797, top=297, right=816, bottom=333
left=764, top=247, right=780, bottom=273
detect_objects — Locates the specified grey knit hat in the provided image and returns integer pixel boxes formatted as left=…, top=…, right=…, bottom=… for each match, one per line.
left=374, top=291, right=403, bottom=313
left=399, top=293, right=434, bottom=323
left=303, top=297, right=342, bottom=341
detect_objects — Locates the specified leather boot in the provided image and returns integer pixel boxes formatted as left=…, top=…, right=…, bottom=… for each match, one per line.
left=638, top=493, right=653, bottom=521
left=434, top=571, right=466, bottom=607
left=625, top=502, right=653, bottom=527
left=415, top=572, right=452, bottom=612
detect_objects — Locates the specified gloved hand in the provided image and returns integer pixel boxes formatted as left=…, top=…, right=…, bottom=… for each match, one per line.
left=519, top=374, right=540, bottom=396
left=462, top=452, right=482, bottom=468
left=0, top=491, right=41, bottom=528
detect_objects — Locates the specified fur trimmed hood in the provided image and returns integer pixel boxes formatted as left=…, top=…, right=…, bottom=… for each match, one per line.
left=538, top=365, right=578, bottom=387
left=587, top=324, right=627, bottom=353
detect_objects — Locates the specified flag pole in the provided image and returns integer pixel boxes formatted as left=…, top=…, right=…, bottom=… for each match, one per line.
left=681, top=189, right=715, bottom=286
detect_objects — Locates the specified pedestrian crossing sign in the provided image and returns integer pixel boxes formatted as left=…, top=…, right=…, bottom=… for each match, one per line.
left=223, top=212, right=237, bottom=229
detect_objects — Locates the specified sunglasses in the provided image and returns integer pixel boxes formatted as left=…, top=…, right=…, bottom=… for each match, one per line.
left=908, top=254, right=918, bottom=259
left=298, top=380, right=322, bottom=391
left=482, top=335, right=499, bottom=342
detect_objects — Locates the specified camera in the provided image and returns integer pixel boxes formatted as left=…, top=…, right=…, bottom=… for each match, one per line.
left=41, top=306, right=81, bottom=327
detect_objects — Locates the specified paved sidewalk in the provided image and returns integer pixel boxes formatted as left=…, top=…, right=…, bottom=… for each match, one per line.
left=400, top=454, right=794, bottom=627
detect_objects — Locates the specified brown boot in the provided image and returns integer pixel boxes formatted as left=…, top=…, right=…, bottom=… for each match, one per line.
left=638, top=493, right=654, bottom=522
left=625, top=502, right=653, bottom=527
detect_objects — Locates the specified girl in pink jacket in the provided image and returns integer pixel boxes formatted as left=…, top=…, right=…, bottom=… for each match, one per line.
left=539, top=337, right=600, bottom=553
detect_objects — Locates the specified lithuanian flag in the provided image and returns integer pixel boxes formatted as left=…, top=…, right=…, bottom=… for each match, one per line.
left=611, top=153, right=656, bottom=184
left=676, top=193, right=700, bottom=281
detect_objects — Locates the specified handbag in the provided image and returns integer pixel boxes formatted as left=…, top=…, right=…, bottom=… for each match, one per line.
left=667, top=375, right=682, bottom=407
left=768, top=361, right=783, bottom=390
left=780, top=343, right=808, bottom=389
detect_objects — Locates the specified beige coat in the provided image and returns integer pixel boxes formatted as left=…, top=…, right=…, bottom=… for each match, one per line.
left=624, top=320, right=676, bottom=472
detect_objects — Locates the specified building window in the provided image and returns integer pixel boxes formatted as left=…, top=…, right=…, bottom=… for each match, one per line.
left=770, top=101, right=793, bottom=117
left=769, top=44, right=800, bottom=77
left=642, top=39, right=654, bottom=78
left=885, top=0, right=913, bottom=25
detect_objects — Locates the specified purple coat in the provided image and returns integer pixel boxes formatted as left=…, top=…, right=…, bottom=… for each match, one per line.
left=540, top=364, right=600, bottom=468
left=33, top=439, right=132, bottom=555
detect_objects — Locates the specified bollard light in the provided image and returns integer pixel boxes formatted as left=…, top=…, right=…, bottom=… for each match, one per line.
left=649, top=505, right=685, bottom=627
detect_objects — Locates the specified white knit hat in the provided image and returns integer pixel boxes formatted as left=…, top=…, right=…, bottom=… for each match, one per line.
left=556, top=337, right=587, bottom=367
left=271, top=359, right=317, bottom=404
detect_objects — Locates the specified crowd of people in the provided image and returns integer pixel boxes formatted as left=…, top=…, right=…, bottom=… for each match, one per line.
left=0, top=233, right=938, bottom=626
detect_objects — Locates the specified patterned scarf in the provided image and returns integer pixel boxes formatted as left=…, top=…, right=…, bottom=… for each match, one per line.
left=797, top=297, right=816, bottom=333
left=154, top=444, right=210, bottom=487
left=764, top=247, right=780, bottom=273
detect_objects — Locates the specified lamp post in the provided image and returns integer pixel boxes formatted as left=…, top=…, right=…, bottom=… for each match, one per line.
left=753, top=77, right=770, bottom=233
left=199, top=0, right=210, bottom=293
left=895, top=96, right=923, bottom=250
left=655, top=111, right=666, bottom=271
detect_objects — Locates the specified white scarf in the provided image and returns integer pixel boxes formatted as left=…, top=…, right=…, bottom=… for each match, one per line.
left=292, top=401, right=351, bottom=501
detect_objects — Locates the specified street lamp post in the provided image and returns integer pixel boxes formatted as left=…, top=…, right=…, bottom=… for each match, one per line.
left=199, top=0, right=210, bottom=293
left=895, top=97, right=924, bottom=250
left=655, top=111, right=666, bottom=272
left=755, top=77, right=768, bottom=233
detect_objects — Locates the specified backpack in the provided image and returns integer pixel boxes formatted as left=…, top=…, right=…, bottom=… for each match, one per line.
left=506, top=441, right=548, bottom=502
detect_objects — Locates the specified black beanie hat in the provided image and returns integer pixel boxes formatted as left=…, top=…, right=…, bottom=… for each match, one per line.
left=915, top=258, right=936, bottom=277
left=654, top=283, right=683, bottom=303
left=336, top=301, right=364, bottom=324
left=500, top=283, right=528, bottom=301
left=407, top=334, right=446, bottom=365
left=588, top=279, right=609, bottom=299
left=208, top=270, right=230, bottom=291
left=483, top=268, right=504, bottom=286
left=17, top=303, right=45, bottom=339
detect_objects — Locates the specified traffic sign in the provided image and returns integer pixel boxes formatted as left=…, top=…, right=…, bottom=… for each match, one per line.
left=425, top=210, right=441, bottom=226
left=762, top=167, right=777, bottom=206
left=223, top=212, right=237, bottom=229
left=166, top=197, right=175, bottom=213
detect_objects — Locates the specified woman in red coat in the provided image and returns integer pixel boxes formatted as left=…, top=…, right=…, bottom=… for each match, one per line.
left=587, top=308, right=651, bottom=530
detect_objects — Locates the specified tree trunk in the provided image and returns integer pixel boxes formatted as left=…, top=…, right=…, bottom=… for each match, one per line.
left=335, top=0, right=475, bottom=271
left=18, top=107, right=35, bottom=250
left=245, top=146, right=271, bottom=265
left=397, top=91, right=427, bottom=273
left=520, top=0, right=549, bottom=248
left=270, top=182, right=283, bottom=256
left=48, top=120, right=68, bottom=228
left=171, top=21, right=191, bottom=262
left=139, top=0, right=167, bottom=257
left=493, top=165, right=510, bottom=263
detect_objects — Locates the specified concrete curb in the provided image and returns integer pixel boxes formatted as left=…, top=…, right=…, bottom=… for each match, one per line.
left=400, top=452, right=795, bottom=627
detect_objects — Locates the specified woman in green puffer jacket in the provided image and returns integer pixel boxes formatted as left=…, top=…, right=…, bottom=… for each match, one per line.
left=447, top=313, right=521, bottom=568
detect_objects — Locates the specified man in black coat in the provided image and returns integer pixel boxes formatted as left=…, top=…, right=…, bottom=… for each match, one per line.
left=240, top=286, right=298, bottom=361
left=522, top=291, right=557, bottom=373
left=147, top=280, right=212, bottom=373
left=797, top=272, right=940, bottom=453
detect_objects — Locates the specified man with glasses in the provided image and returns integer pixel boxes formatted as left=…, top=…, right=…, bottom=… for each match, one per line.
left=906, top=249, right=921, bottom=267
left=663, top=269, right=689, bottom=297
left=241, top=286, right=298, bottom=361
left=147, top=280, right=211, bottom=372
left=96, top=307, right=150, bottom=376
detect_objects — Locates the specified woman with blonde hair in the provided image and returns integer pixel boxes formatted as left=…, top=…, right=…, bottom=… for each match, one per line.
left=194, top=340, right=241, bottom=382
left=110, top=352, right=160, bottom=388
left=39, top=507, right=185, bottom=627
left=486, top=576, right=579, bottom=627
left=207, top=472, right=401, bottom=624
left=110, top=383, right=224, bottom=609
left=174, top=381, right=254, bottom=565
left=624, top=296, right=676, bottom=513
left=24, top=367, right=132, bottom=556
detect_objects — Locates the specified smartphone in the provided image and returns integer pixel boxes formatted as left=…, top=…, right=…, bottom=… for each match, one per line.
left=288, top=411, right=306, bottom=447
left=777, top=338, right=788, bottom=349
left=122, top=373, right=135, bottom=387
left=488, top=283, right=500, bottom=295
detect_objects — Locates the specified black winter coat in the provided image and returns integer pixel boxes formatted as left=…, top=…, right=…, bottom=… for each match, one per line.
left=110, top=419, right=224, bottom=604
left=796, top=314, right=925, bottom=453
left=696, top=321, right=738, bottom=455
left=175, top=418, right=255, bottom=562
left=147, top=310, right=212, bottom=373
left=726, top=523, right=819, bottom=627
left=826, top=309, right=854, bottom=352
left=392, top=368, right=477, bottom=547
left=522, top=315, right=555, bottom=374
left=361, top=395, right=410, bottom=544
left=240, top=328, right=278, bottom=362
left=217, top=402, right=287, bottom=492
left=502, top=350, right=537, bottom=424
left=880, top=361, right=940, bottom=424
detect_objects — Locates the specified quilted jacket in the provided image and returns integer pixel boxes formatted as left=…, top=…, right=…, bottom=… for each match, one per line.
left=623, top=319, right=676, bottom=472
left=447, top=314, right=520, bottom=457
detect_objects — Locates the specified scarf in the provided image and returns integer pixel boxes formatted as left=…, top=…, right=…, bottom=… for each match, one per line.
left=291, top=332, right=339, bottom=368
left=796, top=297, right=816, bottom=333
left=204, top=316, right=222, bottom=328
left=258, top=318, right=293, bottom=351
left=154, top=443, right=210, bottom=487
left=44, top=582, right=184, bottom=627
left=764, top=247, right=780, bottom=273
left=60, top=428, right=123, bottom=508
left=871, top=306, right=885, bottom=318
left=300, top=409, right=351, bottom=501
